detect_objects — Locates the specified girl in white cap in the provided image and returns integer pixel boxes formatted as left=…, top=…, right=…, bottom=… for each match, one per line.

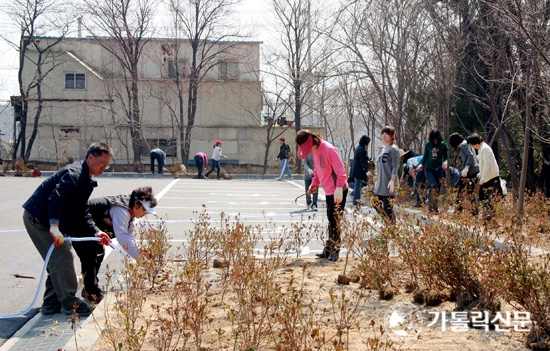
left=296, top=129, right=348, bottom=262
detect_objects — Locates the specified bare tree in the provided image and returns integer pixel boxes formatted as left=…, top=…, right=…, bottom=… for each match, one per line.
left=270, top=0, right=335, bottom=171
left=334, top=0, right=436, bottom=149
left=168, top=0, right=242, bottom=166
left=82, top=0, right=156, bottom=170
left=3, top=0, right=70, bottom=163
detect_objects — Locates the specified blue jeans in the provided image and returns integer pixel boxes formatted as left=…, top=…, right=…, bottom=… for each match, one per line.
left=353, top=177, right=364, bottom=205
left=425, top=167, right=444, bottom=209
left=150, top=151, right=165, bottom=174
left=278, top=158, right=292, bottom=179
left=305, top=178, right=318, bottom=206
left=205, top=159, right=220, bottom=179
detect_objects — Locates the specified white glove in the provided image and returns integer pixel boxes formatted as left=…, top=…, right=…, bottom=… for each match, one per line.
left=442, top=161, right=448, bottom=169
left=50, top=226, right=64, bottom=247
left=461, top=167, right=469, bottom=178
left=388, top=180, right=395, bottom=194
left=367, top=171, right=372, bottom=177
left=334, top=187, right=343, bottom=204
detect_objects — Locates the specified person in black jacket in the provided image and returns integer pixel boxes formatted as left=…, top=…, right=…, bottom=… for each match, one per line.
left=22, top=142, right=113, bottom=316
left=275, top=137, right=293, bottom=180
left=351, top=135, right=371, bottom=206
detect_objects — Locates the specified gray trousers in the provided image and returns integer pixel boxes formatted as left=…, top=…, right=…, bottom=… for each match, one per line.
left=23, top=210, right=78, bottom=309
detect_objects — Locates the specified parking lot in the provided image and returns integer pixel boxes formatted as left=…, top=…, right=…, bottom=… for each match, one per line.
left=0, top=175, right=334, bottom=348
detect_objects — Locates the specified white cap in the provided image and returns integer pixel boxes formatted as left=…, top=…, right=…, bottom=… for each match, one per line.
left=139, top=200, right=157, bottom=215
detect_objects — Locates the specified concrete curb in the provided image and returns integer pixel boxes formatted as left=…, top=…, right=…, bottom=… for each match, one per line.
left=63, top=295, right=114, bottom=351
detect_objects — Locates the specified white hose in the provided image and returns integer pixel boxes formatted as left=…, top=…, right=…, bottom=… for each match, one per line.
left=0, top=236, right=127, bottom=319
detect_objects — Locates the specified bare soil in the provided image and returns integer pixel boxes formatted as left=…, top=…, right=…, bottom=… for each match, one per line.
left=92, top=257, right=530, bottom=351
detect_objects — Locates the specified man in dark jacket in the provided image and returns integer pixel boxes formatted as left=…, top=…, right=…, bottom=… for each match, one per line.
left=275, top=137, right=292, bottom=180
left=22, top=142, right=112, bottom=316
left=351, top=135, right=371, bottom=205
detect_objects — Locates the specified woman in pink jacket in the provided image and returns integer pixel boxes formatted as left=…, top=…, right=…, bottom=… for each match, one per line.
left=296, top=130, right=348, bottom=262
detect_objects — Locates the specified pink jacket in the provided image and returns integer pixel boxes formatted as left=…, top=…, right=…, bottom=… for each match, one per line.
left=310, top=140, right=348, bottom=195
left=195, top=152, right=208, bottom=167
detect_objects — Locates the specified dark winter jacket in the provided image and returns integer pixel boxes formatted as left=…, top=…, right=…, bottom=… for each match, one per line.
left=351, top=144, right=370, bottom=181
left=23, top=160, right=99, bottom=236
left=277, top=143, right=291, bottom=160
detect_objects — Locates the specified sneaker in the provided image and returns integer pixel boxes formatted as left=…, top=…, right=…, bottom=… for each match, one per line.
left=82, top=288, right=103, bottom=303
left=40, top=301, right=61, bottom=315
left=288, top=177, right=293, bottom=180
left=276, top=178, right=282, bottom=181
left=203, top=175, right=208, bottom=179
left=315, top=253, right=328, bottom=259
left=311, top=204, right=318, bottom=211
left=61, top=299, right=91, bottom=316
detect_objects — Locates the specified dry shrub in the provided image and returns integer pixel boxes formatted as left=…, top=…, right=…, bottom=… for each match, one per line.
left=14, top=158, right=32, bottom=176
left=166, top=163, right=185, bottom=178
left=486, top=236, right=550, bottom=350
left=100, top=258, right=150, bottom=351
left=341, top=211, right=395, bottom=292
left=403, top=212, right=498, bottom=309
left=137, top=221, right=171, bottom=288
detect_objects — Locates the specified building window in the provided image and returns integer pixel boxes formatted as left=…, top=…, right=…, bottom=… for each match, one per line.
left=167, top=58, right=188, bottom=78
left=219, top=62, right=238, bottom=80
left=65, top=73, right=86, bottom=90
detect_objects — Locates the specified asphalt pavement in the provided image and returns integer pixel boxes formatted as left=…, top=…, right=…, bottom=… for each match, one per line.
left=0, top=175, right=333, bottom=349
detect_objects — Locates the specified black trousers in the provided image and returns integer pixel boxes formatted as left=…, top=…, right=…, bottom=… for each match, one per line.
left=324, top=188, right=348, bottom=255
left=479, top=176, right=502, bottom=218
left=374, top=195, right=395, bottom=223
left=194, top=155, right=204, bottom=177
left=456, top=173, right=478, bottom=211
left=72, top=240, right=105, bottom=295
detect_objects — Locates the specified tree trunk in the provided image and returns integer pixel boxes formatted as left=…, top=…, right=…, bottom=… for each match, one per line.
left=24, top=84, right=43, bottom=163
left=264, top=134, right=271, bottom=175
left=184, top=78, right=198, bottom=167
left=517, top=62, right=531, bottom=227
left=131, top=75, right=142, bottom=171
left=294, top=81, right=302, bottom=172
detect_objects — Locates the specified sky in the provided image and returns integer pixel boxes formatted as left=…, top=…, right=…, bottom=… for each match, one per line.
left=0, top=0, right=274, bottom=102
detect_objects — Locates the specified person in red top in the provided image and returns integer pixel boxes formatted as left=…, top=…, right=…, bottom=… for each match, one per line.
left=194, top=152, right=209, bottom=179
left=296, top=130, right=348, bottom=262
